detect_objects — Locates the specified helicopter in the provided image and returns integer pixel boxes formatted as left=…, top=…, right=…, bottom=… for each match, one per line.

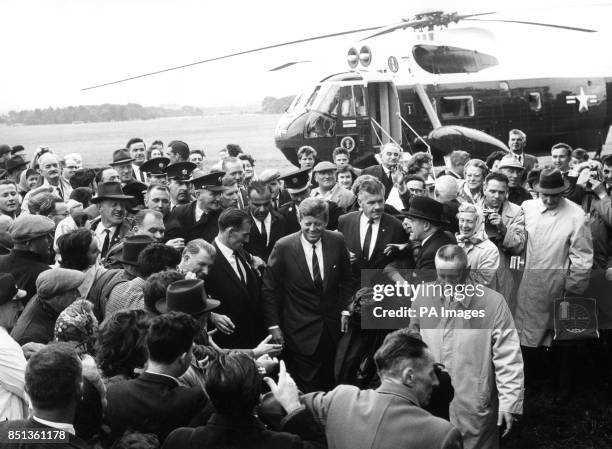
left=82, top=9, right=612, bottom=169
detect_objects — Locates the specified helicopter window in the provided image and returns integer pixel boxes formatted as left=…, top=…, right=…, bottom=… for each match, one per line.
left=404, top=103, right=415, bottom=115
left=306, top=83, right=366, bottom=117
left=439, top=96, right=474, bottom=119
left=412, top=45, right=498, bottom=74
left=353, top=86, right=367, bottom=116
left=529, top=92, right=542, bottom=112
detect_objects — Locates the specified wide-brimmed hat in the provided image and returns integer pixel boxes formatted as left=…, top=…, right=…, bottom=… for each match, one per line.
left=535, top=168, right=569, bottom=194
left=91, top=182, right=134, bottom=203
left=498, top=154, right=524, bottom=171
left=166, top=279, right=220, bottom=316
left=402, top=196, right=446, bottom=225
left=6, top=156, right=29, bottom=172
left=109, top=149, right=134, bottom=166
left=115, top=235, right=155, bottom=266
left=0, top=273, right=26, bottom=305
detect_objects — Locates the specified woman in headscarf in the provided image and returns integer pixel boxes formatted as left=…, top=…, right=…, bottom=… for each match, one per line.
left=456, top=202, right=500, bottom=287
left=458, top=159, right=488, bottom=205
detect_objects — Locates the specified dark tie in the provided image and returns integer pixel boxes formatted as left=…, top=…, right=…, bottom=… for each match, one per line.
left=273, top=199, right=278, bottom=210
left=260, top=220, right=268, bottom=246
left=362, top=219, right=374, bottom=261
left=101, top=229, right=111, bottom=257
left=233, top=252, right=246, bottom=285
left=312, top=243, right=323, bottom=290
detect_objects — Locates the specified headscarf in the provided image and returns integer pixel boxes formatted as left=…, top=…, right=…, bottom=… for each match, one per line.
left=54, top=299, right=98, bottom=355
left=455, top=203, right=487, bottom=247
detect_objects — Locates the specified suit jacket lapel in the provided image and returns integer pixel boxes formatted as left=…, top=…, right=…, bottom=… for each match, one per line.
left=371, top=214, right=388, bottom=257
left=321, top=232, right=333, bottom=292
left=213, top=242, right=249, bottom=294
left=292, top=234, right=313, bottom=287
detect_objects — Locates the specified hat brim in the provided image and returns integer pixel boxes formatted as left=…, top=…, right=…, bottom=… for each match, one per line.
left=535, top=179, right=569, bottom=194
left=403, top=211, right=445, bottom=225
left=109, top=158, right=135, bottom=166
left=287, top=185, right=309, bottom=194
left=499, top=163, right=524, bottom=171
left=91, top=194, right=134, bottom=203
left=8, top=161, right=29, bottom=171
left=195, top=298, right=221, bottom=315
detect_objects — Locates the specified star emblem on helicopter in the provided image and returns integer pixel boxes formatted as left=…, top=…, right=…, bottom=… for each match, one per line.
left=566, top=87, right=597, bottom=113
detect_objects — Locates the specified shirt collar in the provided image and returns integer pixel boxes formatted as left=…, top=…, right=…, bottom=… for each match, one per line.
left=215, top=237, right=235, bottom=258
left=144, top=369, right=179, bottom=385
left=300, top=233, right=321, bottom=249
left=360, top=212, right=380, bottom=226
left=32, top=416, right=75, bottom=435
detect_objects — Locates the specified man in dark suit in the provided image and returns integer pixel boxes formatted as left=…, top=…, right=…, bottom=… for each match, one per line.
left=106, top=312, right=208, bottom=442
left=171, top=172, right=228, bottom=243
left=361, top=142, right=401, bottom=200
left=245, top=180, right=286, bottom=261
left=263, top=329, right=463, bottom=449
left=434, top=175, right=461, bottom=234
left=263, top=198, right=352, bottom=392
left=508, top=129, right=538, bottom=184
left=206, top=209, right=265, bottom=349
left=338, top=177, right=407, bottom=289
left=278, top=168, right=343, bottom=234
left=222, top=157, right=249, bottom=208
left=0, top=344, right=90, bottom=449
left=165, top=162, right=196, bottom=210
left=259, top=169, right=289, bottom=211
left=163, top=353, right=324, bottom=449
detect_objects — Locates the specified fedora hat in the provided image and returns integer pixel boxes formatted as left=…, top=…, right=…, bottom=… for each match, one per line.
left=115, top=235, right=155, bottom=266
left=535, top=168, right=569, bottom=194
left=5, top=156, right=29, bottom=172
left=402, top=196, right=445, bottom=225
left=91, top=182, right=134, bottom=203
left=109, top=149, right=134, bottom=166
left=166, top=279, right=220, bottom=316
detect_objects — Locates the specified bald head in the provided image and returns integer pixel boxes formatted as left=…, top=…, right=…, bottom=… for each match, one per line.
left=434, top=175, right=459, bottom=203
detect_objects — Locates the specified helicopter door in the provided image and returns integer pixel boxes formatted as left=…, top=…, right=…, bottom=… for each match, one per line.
left=366, top=81, right=402, bottom=148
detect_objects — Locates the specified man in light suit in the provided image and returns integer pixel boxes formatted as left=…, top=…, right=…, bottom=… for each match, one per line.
left=263, top=197, right=352, bottom=392
left=361, top=142, right=401, bottom=200
left=264, top=328, right=463, bottom=449
left=508, top=129, right=538, bottom=185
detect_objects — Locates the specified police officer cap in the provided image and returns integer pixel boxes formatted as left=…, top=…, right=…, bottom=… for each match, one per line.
left=165, top=162, right=197, bottom=181
left=191, top=171, right=228, bottom=192
left=279, top=168, right=311, bottom=194
left=140, top=157, right=170, bottom=176
left=10, top=215, right=55, bottom=243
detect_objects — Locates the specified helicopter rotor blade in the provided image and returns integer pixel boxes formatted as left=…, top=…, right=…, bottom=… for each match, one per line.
left=463, top=18, right=597, bottom=32
left=81, top=25, right=384, bottom=91
left=269, top=61, right=312, bottom=72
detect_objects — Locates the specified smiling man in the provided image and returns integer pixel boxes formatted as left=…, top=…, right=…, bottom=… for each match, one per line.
left=37, top=152, right=72, bottom=201
left=0, top=180, right=21, bottom=219
left=127, top=138, right=147, bottom=182
left=310, top=161, right=355, bottom=209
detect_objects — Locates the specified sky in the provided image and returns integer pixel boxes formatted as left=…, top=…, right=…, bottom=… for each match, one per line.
left=1, top=0, right=611, bottom=112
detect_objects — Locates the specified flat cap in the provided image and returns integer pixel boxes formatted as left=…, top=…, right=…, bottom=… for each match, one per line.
left=36, top=268, right=85, bottom=300
left=10, top=214, right=55, bottom=243
left=259, top=169, right=280, bottom=183
left=312, top=161, right=337, bottom=173
left=498, top=154, right=524, bottom=170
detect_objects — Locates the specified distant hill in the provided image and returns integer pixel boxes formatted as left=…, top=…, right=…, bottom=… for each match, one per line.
left=261, top=96, right=296, bottom=114
left=0, top=103, right=203, bottom=126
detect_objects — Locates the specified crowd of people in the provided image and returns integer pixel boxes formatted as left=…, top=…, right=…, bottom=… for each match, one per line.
left=0, top=130, right=610, bottom=449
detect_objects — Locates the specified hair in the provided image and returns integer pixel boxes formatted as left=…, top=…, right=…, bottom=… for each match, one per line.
left=146, top=184, right=170, bottom=197
left=168, top=140, right=190, bottom=161
left=238, top=153, right=255, bottom=167
left=25, top=343, right=82, bottom=410
left=526, top=167, right=542, bottom=189
left=484, top=172, right=509, bottom=187
left=551, top=142, right=572, bottom=158
left=298, top=197, right=329, bottom=222
left=221, top=156, right=242, bottom=172
left=457, top=202, right=479, bottom=216
left=38, top=194, right=64, bottom=217
left=509, top=129, right=527, bottom=140
left=405, top=152, right=432, bottom=175
left=247, top=180, right=271, bottom=198
left=190, top=149, right=204, bottom=157
left=218, top=208, right=250, bottom=232
left=182, top=238, right=216, bottom=259
left=485, top=150, right=507, bottom=170
left=355, top=176, right=385, bottom=197
left=146, top=312, right=200, bottom=364
left=380, top=142, right=401, bottom=154
left=332, top=147, right=349, bottom=160
left=221, top=173, right=237, bottom=187
left=205, top=351, right=261, bottom=417
left=435, top=244, right=469, bottom=267
left=404, top=174, right=426, bottom=188
left=571, top=148, right=589, bottom=162
left=297, top=145, right=317, bottom=159
left=449, top=150, right=471, bottom=168
left=126, top=137, right=144, bottom=149
left=351, top=174, right=378, bottom=195
left=70, top=168, right=96, bottom=189
left=151, top=140, right=163, bottom=148
left=137, top=244, right=181, bottom=278
left=95, top=309, right=150, bottom=378
left=0, top=179, right=17, bottom=189
left=374, top=328, right=428, bottom=376
left=29, top=191, right=60, bottom=215
left=226, top=144, right=243, bottom=157
left=58, top=229, right=95, bottom=271
left=336, top=164, right=357, bottom=180
left=146, top=140, right=164, bottom=160
left=26, top=168, right=39, bottom=180
left=112, top=430, right=160, bottom=449
left=602, top=155, right=612, bottom=167
left=143, top=270, right=185, bottom=314
left=464, top=159, right=488, bottom=177
left=133, top=209, right=163, bottom=228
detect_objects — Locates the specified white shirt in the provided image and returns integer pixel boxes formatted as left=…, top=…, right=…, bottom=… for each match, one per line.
left=0, top=327, right=28, bottom=421
left=32, top=416, right=75, bottom=435
left=252, top=212, right=271, bottom=246
left=300, top=234, right=324, bottom=281
left=359, top=213, right=380, bottom=259
left=94, top=223, right=117, bottom=251
left=132, top=164, right=145, bottom=183
left=195, top=204, right=206, bottom=222
left=215, top=237, right=247, bottom=281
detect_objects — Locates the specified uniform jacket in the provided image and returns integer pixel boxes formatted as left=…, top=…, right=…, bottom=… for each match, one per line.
left=410, top=282, right=524, bottom=449
left=278, top=200, right=343, bottom=234
left=515, top=198, right=593, bottom=347
left=0, top=418, right=89, bottom=449
left=170, top=201, right=221, bottom=243
left=262, top=231, right=352, bottom=356
left=0, top=250, right=50, bottom=305
left=205, top=241, right=264, bottom=349
left=106, top=371, right=208, bottom=442
left=245, top=210, right=287, bottom=261
left=301, top=380, right=463, bottom=449
left=361, top=165, right=393, bottom=200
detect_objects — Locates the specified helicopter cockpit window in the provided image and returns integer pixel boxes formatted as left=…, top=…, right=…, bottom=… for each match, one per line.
left=306, top=83, right=366, bottom=118
left=439, top=96, right=474, bottom=119
left=412, top=45, right=498, bottom=74
left=528, top=92, right=542, bottom=112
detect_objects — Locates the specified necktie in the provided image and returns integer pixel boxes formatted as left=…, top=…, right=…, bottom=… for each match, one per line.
left=101, top=229, right=111, bottom=257
left=234, top=252, right=246, bottom=285
left=260, top=219, right=268, bottom=246
left=312, top=243, right=323, bottom=290
left=273, top=199, right=278, bottom=210
left=362, top=219, right=374, bottom=261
